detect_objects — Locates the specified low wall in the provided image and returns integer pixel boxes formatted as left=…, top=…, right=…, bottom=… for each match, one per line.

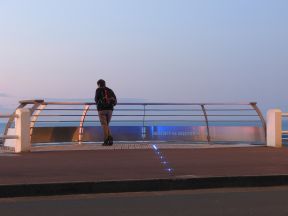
left=31, top=126, right=265, bottom=144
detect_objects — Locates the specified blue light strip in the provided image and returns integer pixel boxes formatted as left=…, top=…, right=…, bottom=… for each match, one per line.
left=152, top=144, right=158, bottom=150
left=152, top=144, right=174, bottom=175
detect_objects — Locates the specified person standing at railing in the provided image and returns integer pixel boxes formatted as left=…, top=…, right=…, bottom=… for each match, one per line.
left=94, top=79, right=117, bottom=146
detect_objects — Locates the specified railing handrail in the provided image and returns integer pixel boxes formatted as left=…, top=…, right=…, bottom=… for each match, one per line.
left=282, top=113, right=288, bottom=117
left=0, top=114, right=17, bottom=118
left=1, top=135, right=18, bottom=139
left=0, top=114, right=18, bottom=146
left=281, top=113, right=288, bottom=135
left=0, top=99, right=266, bottom=147
left=19, top=100, right=257, bottom=106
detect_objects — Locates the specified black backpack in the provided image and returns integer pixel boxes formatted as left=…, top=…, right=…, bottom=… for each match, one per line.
left=100, top=88, right=116, bottom=108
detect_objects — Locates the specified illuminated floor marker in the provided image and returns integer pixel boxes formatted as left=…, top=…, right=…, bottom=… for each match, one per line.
left=152, top=144, right=174, bottom=175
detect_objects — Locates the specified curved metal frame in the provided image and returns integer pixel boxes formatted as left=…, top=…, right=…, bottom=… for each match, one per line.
left=250, top=102, right=267, bottom=138
left=0, top=114, right=18, bottom=146
left=3, top=103, right=25, bottom=138
left=78, top=105, right=90, bottom=143
left=3, top=100, right=267, bottom=145
left=201, top=104, right=211, bottom=143
left=2, top=100, right=44, bottom=144
left=30, top=104, right=46, bottom=137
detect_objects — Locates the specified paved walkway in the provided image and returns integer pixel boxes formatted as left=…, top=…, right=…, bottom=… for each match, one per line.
left=1, top=144, right=288, bottom=197
left=0, top=145, right=288, bottom=184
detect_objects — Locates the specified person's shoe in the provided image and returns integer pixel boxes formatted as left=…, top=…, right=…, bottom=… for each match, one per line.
left=102, top=138, right=109, bottom=146
left=108, top=136, right=113, bottom=145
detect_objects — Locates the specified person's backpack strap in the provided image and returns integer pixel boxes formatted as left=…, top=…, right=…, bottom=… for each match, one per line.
left=104, top=88, right=109, bottom=104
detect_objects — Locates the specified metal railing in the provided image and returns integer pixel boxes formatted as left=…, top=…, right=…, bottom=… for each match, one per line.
left=1, top=100, right=267, bottom=145
left=282, top=112, right=288, bottom=144
left=0, top=114, right=18, bottom=145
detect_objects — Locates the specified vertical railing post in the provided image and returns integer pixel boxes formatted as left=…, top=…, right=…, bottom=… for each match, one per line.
left=142, top=104, right=146, bottom=140
left=201, top=104, right=211, bottom=143
left=267, top=109, right=282, bottom=148
left=15, top=108, right=31, bottom=153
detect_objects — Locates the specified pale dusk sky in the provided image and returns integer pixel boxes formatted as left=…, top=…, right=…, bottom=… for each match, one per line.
left=0, top=0, right=287, bottom=113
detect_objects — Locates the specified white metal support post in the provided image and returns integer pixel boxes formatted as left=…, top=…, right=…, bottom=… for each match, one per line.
left=15, top=108, right=31, bottom=153
left=267, top=109, right=282, bottom=148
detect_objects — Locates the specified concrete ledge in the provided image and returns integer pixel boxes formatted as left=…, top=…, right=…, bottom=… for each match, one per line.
left=31, top=143, right=264, bottom=152
left=1, top=175, right=288, bottom=198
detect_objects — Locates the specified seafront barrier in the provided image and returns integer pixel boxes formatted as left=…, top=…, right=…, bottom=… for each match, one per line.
left=0, top=99, right=286, bottom=152
left=2, top=101, right=288, bottom=199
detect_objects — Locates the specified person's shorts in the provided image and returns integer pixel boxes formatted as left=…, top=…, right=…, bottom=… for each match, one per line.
left=98, top=110, right=113, bottom=125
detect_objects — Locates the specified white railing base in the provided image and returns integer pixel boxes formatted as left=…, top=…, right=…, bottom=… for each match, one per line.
left=15, top=108, right=31, bottom=153
left=267, top=109, right=282, bottom=148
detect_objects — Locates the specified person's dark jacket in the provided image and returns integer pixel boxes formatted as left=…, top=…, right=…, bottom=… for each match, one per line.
left=95, top=87, right=117, bottom=111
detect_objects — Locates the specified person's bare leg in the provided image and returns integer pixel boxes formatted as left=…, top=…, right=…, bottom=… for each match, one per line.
left=98, top=111, right=109, bottom=144
left=106, top=110, right=113, bottom=145
left=102, top=124, right=109, bottom=140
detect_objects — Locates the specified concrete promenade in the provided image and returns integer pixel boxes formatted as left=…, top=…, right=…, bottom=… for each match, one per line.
left=1, top=144, right=288, bottom=197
